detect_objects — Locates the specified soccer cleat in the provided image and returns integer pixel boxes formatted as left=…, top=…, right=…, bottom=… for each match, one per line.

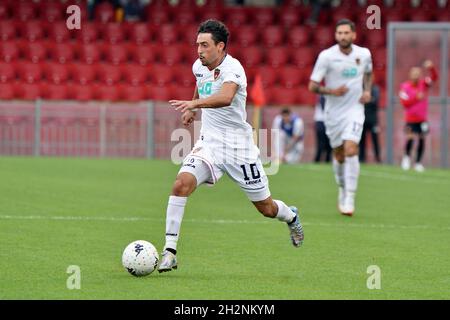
left=337, top=186, right=346, bottom=213
left=401, top=156, right=411, bottom=171
left=341, top=193, right=355, bottom=216
left=414, top=163, right=425, bottom=173
left=287, top=206, right=304, bottom=247
left=158, top=250, right=178, bottom=273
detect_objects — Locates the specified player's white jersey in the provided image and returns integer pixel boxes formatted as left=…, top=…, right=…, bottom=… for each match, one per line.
left=310, top=44, right=372, bottom=124
left=192, top=54, right=252, bottom=139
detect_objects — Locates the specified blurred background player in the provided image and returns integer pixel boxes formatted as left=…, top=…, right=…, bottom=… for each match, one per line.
left=359, top=77, right=381, bottom=163
left=308, top=19, right=373, bottom=216
left=159, top=20, right=304, bottom=273
left=399, top=60, right=438, bottom=172
left=313, top=95, right=332, bottom=163
left=272, top=108, right=304, bottom=164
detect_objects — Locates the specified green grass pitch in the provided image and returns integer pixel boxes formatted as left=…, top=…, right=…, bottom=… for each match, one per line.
left=0, top=157, right=449, bottom=299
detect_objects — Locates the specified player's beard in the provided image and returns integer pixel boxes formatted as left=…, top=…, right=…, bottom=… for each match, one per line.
left=338, top=39, right=352, bottom=49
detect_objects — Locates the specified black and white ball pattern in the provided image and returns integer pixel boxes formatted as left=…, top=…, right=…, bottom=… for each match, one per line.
left=122, top=240, right=159, bottom=277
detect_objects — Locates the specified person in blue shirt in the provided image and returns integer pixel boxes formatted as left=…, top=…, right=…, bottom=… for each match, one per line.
left=272, top=108, right=304, bottom=164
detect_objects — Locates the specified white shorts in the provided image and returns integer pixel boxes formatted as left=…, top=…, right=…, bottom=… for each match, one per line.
left=178, top=136, right=271, bottom=202
left=325, top=113, right=365, bottom=149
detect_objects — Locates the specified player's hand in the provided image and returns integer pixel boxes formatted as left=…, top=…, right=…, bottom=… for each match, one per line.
left=170, top=100, right=197, bottom=113
left=423, top=60, right=434, bottom=69
left=331, top=85, right=349, bottom=96
left=181, top=110, right=196, bottom=127
left=359, top=90, right=371, bottom=104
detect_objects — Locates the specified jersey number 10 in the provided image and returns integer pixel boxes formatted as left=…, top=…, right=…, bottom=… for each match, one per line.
left=240, top=163, right=261, bottom=181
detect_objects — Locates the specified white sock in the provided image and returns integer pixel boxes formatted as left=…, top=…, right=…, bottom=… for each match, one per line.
left=333, top=158, right=345, bottom=188
left=164, top=195, right=187, bottom=252
left=344, top=155, right=360, bottom=197
left=274, top=199, right=296, bottom=223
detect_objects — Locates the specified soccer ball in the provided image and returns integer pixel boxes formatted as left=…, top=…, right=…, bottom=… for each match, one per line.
left=122, top=240, right=159, bottom=277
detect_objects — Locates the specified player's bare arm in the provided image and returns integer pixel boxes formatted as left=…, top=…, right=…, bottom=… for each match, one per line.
left=181, top=85, right=200, bottom=127
left=359, top=72, right=373, bottom=104
left=308, top=80, right=349, bottom=96
left=170, top=82, right=238, bottom=113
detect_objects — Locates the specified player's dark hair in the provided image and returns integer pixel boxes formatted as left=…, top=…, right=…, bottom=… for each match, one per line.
left=336, top=19, right=356, bottom=32
left=281, top=108, right=291, bottom=115
left=197, top=19, right=229, bottom=49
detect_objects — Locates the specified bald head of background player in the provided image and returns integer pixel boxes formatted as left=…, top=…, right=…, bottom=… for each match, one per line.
left=308, top=19, right=373, bottom=216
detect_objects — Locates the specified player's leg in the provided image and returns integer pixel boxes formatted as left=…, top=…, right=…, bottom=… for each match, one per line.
left=402, top=124, right=414, bottom=170
left=359, top=123, right=367, bottom=162
left=342, top=140, right=360, bottom=215
left=333, top=145, right=346, bottom=213
left=159, top=157, right=216, bottom=273
left=414, top=131, right=426, bottom=172
left=370, top=122, right=381, bottom=163
left=252, top=196, right=304, bottom=247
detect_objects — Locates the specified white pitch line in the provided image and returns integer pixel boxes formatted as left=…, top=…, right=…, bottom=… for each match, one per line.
left=1, top=214, right=449, bottom=232
left=301, top=165, right=450, bottom=185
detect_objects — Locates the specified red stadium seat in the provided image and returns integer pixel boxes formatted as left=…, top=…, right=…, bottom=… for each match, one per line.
left=45, top=62, right=70, bottom=84
left=266, top=47, right=289, bottom=68
left=77, top=43, right=102, bottom=64
left=150, top=64, right=173, bottom=86
left=297, top=86, right=317, bottom=105
left=157, top=24, right=179, bottom=45
left=408, top=10, right=434, bottom=22
left=16, top=82, right=42, bottom=100
left=97, top=64, right=123, bottom=85
left=288, top=26, right=310, bottom=48
left=42, top=1, right=64, bottom=22
left=224, top=7, right=249, bottom=27
left=291, top=47, right=316, bottom=68
left=21, top=20, right=45, bottom=42
left=435, top=10, right=450, bottom=22
left=0, top=83, right=15, bottom=99
left=95, top=84, right=122, bottom=101
left=0, top=41, right=19, bottom=62
left=314, top=26, right=334, bottom=49
left=94, top=1, right=115, bottom=23
left=71, top=63, right=97, bottom=84
left=76, top=23, right=99, bottom=43
left=44, top=83, right=69, bottom=100
left=0, top=62, right=15, bottom=82
left=0, top=20, right=17, bottom=41
left=130, top=44, right=159, bottom=66
left=372, top=48, right=386, bottom=70
left=239, top=46, right=263, bottom=68
left=330, top=8, right=355, bottom=26
left=373, top=68, right=386, bottom=87
left=148, top=84, right=172, bottom=102
left=170, top=84, right=195, bottom=101
left=175, top=64, right=196, bottom=87
left=0, top=2, right=9, bottom=19
left=269, top=86, right=298, bottom=105
left=48, top=21, right=72, bottom=43
left=128, top=23, right=152, bottom=44
left=104, top=44, right=129, bottom=65
left=50, top=42, right=75, bottom=64
left=257, top=66, right=278, bottom=88
left=199, top=9, right=223, bottom=23
left=122, top=64, right=148, bottom=85
left=160, top=44, right=186, bottom=66
left=173, top=10, right=196, bottom=26
left=18, top=62, right=43, bottom=83
left=122, top=85, right=148, bottom=102
left=278, top=66, right=303, bottom=89
left=146, top=7, right=171, bottom=25
left=252, top=7, right=275, bottom=27
left=383, top=9, right=406, bottom=25
left=278, top=8, right=301, bottom=28
left=102, top=23, right=125, bottom=44
left=234, top=25, right=258, bottom=47
left=365, top=29, right=385, bottom=47
left=13, top=1, right=36, bottom=21
left=23, top=42, right=48, bottom=63
left=261, top=26, right=284, bottom=48
left=71, top=83, right=94, bottom=101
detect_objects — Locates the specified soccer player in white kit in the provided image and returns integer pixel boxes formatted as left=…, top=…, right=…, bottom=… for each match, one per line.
left=308, top=19, right=373, bottom=216
left=158, top=20, right=304, bottom=273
